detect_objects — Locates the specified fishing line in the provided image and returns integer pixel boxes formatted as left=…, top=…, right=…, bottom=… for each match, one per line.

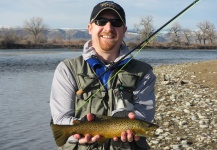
left=75, top=0, right=201, bottom=112
left=75, top=38, right=153, bottom=112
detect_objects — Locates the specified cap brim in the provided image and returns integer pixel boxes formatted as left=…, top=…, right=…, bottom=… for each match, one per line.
left=90, top=8, right=125, bottom=25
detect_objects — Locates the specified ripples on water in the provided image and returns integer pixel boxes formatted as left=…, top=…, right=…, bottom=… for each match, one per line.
left=0, top=49, right=216, bottom=149
left=0, top=49, right=82, bottom=150
left=0, top=50, right=82, bottom=73
left=0, top=72, right=54, bottom=149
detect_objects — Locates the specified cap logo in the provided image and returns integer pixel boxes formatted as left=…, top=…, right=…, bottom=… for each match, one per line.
left=100, top=2, right=120, bottom=10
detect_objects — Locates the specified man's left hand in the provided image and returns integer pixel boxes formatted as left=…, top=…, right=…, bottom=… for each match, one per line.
left=113, top=112, right=140, bottom=142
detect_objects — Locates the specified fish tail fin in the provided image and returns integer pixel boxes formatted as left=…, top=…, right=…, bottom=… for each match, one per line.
left=51, top=124, right=70, bottom=147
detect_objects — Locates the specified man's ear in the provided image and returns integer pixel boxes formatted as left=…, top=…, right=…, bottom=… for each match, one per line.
left=88, top=23, right=92, bottom=34
left=123, top=26, right=127, bottom=37
left=123, top=26, right=127, bottom=33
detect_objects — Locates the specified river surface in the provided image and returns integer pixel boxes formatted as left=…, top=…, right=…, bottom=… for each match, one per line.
left=0, top=49, right=216, bottom=150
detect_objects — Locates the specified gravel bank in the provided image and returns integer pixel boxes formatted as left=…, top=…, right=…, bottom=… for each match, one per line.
left=148, top=60, right=217, bottom=150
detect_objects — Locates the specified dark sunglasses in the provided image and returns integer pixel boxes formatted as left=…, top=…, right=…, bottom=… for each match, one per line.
left=93, top=18, right=124, bottom=27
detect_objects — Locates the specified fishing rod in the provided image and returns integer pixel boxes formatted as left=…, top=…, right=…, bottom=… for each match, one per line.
left=76, top=0, right=200, bottom=95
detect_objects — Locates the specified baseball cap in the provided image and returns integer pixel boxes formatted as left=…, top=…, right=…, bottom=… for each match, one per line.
left=90, top=1, right=126, bottom=25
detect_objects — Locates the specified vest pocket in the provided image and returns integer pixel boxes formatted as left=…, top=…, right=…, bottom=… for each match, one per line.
left=75, top=89, right=108, bottom=117
left=77, top=73, right=97, bottom=90
left=117, top=73, right=138, bottom=88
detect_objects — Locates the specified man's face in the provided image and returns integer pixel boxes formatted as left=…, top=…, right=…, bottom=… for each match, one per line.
left=88, top=10, right=127, bottom=52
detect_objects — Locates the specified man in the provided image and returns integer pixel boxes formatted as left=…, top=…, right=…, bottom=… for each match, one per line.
left=50, top=1, right=156, bottom=149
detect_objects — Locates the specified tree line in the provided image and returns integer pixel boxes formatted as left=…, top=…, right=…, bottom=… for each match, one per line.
left=0, top=17, right=87, bottom=49
left=0, top=17, right=217, bottom=49
left=131, top=16, right=217, bottom=49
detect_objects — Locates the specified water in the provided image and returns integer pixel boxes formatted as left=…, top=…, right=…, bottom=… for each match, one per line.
left=134, top=49, right=217, bottom=65
left=0, top=49, right=216, bottom=150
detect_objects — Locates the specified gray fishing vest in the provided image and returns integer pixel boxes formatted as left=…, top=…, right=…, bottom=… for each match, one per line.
left=58, top=55, right=152, bottom=150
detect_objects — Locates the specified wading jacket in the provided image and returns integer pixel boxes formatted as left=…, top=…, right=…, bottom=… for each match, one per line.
left=50, top=41, right=156, bottom=149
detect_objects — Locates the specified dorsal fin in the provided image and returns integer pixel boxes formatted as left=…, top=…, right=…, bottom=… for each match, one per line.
left=95, top=115, right=113, bottom=121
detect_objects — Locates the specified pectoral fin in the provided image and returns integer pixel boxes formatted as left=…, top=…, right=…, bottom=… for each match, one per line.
left=95, top=115, right=113, bottom=121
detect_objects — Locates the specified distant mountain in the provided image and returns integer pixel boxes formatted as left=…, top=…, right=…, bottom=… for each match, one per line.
left=0, top=26, right=167, bottom=42
left=70, top=30, right=91, bottom=40
left=47, top=28, right=143, bottom=42
left=47, top=28, right=90, bottom=41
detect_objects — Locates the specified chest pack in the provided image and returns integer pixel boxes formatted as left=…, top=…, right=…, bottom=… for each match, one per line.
left=63, top=56, right=152, bottom=118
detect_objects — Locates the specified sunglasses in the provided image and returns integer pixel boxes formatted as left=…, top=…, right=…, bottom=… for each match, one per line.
left=93, top=18, right=124, bottom=27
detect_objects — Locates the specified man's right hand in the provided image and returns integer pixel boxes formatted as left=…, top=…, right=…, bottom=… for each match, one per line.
left=73, top=113, right=100, bottom=144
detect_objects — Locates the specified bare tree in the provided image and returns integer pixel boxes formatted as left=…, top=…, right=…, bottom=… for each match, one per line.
left=0, top=28, right=18, bottom=48
left=23, top=17, right=48, bottom=44
left=197, top=21, right=216, bottom=45
left=169, top=22, right=182, bottom=45
left=206, top=23, right=216, bottom=44
left=194, top=30, right=202, bottom=44
left=134, top=15, right=155, bottom=43
left=182, top=28, right=192, bottom=45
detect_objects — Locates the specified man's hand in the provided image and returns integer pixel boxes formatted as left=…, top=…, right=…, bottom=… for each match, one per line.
left=73, top=113, right=100, bottom=144
left=113, top=112, right=140, bottom=142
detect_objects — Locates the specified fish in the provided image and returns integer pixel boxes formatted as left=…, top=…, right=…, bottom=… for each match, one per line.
left=51, top=116, right=159, bottom=147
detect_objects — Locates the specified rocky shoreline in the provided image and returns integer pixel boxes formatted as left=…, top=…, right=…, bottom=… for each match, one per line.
left=148, top=60, right=217, bottom=150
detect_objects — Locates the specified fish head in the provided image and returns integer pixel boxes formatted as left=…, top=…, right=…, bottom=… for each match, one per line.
left=136, top=121, right=159, bottom=137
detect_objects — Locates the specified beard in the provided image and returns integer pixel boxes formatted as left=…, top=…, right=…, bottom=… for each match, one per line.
left=99, top=31, right=117, bottom=51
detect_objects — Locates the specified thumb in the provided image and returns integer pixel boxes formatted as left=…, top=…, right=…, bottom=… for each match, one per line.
left=128, top=112, right=136, bottom=119
left=87, top=113, right=95, bottom=121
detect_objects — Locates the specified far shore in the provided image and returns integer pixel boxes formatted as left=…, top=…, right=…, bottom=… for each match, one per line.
left=1, top=42, right=217, bottom=50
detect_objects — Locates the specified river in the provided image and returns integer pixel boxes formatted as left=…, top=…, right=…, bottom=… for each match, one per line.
left=0, top=49, right=216, bottom=150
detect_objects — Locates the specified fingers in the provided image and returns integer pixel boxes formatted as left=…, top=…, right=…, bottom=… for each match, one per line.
left=75, top=134, right=100, bottom=144
left=91, top=135, right=100, bottom=142
left=121, top=130, right=134, bottom=142
left=120, top=129, right=140, bottom=142
left=73, top=113, right=97, bottom=144
left=86, top=113, right=95, bottom=121
left=113, top=137, right=119, bottom=141
left=127, top=130, right=134, bottom=142
left=116, top=112, right=139, bottom=143
left=78, top=113, right=139, bottom=144
left=128, top=112, right=136, bottom=119
left=75, top=131, right=139, bottom=144
left=121, top=131, right=127, bottom=142
left=78, top=134, right=91, bottom=144
left=73, top=134, right=81, bottom=139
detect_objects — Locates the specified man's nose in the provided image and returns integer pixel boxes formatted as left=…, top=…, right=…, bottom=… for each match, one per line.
left=104, top=21, right=113, bottom=31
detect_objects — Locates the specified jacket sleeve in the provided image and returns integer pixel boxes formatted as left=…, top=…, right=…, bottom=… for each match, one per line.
left=50, top=62, right=78, bottom=125
left=133, top=69, right=156, bottom=122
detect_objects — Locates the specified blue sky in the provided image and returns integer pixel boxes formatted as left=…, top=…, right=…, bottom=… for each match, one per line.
left=0, top=0, right=216, bottom=30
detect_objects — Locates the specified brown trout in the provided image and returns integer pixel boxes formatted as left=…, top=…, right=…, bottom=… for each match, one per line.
left=51, top=116, right=159, bottom=147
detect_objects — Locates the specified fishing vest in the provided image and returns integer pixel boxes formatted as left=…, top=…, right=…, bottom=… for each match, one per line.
left=59, top=55, right=152, bottom=150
